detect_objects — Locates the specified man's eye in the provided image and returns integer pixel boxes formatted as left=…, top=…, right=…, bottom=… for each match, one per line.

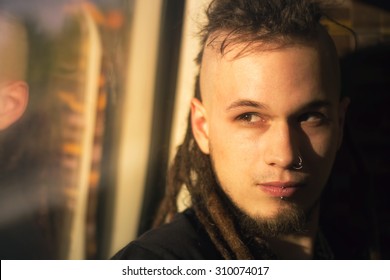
left=236, top=113, right=263, bottom=124
left=299, top=112, right=328, bottom=126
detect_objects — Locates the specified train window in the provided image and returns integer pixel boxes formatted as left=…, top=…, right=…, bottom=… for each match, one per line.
left=0, top=0, right=134, bottom=259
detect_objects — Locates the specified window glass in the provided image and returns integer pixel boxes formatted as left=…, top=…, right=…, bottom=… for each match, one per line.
left=0, top=0, right=133, bottom=259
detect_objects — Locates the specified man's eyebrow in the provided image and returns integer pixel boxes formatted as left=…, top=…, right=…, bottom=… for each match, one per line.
left=226, top=99, right=333, bottom=112
left=300, top=100, right=333, bottom=110
left=226, top=99, right=270, bottom=111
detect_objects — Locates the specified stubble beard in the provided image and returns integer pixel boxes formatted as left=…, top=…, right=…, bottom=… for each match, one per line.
left=233, top=199, right=307, bottom=238
left=209, top=153, right=309, bottom=239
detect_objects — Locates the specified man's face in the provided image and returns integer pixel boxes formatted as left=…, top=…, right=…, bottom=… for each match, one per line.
left=191, top=38, right=348, bottom=228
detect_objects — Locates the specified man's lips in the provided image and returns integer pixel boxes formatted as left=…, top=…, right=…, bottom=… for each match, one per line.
left=258, top=181, right=304, bottom=197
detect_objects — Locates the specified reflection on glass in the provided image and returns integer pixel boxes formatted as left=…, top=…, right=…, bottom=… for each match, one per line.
left=0, top=0, right=130, bottom=259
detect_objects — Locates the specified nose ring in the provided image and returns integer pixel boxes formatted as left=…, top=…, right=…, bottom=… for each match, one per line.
left=292, top=155, right=303, bottom=170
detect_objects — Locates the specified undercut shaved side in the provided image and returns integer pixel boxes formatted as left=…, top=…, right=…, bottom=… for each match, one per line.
left=0, top=12, right=28, bottom=84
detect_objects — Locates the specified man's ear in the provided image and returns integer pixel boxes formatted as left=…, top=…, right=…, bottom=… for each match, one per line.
left=337, top=96, right=350, bottom=149
left=191, top=98, right=210, bottom=154
left=0, top=81, right=29, bottom=130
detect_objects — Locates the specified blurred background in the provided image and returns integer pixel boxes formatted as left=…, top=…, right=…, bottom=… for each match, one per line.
left=0, top=0, right=388, bottom=260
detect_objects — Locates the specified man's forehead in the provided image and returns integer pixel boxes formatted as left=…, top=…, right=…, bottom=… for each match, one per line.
left=203, top=32, right=287, bottom=61
left=199, top=29, right=339, bottom=103
left=200, top=40, right=315, bottom=100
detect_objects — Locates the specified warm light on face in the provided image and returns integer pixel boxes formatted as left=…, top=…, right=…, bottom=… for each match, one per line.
left=191, top=40, right=348, bottom=224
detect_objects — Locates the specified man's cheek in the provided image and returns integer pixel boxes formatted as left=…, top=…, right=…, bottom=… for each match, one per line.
left=307, top=132, right=337, bottom=159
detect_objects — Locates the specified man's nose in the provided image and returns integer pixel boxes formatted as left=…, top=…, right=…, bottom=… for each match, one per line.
left=263, top=122, right=300, bottom=169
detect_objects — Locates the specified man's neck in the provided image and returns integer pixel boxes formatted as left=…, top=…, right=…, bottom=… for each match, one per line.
left=265, top=205, right=320, bottom=259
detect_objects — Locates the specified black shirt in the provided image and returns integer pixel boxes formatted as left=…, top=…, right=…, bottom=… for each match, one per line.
left=112, top=208, right=339, bottom=260
left=112, top=209, right=222, bottom=260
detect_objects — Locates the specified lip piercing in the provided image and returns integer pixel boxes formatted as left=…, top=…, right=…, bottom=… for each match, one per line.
left=280, top=186, right=285, bottom=200
left=292, top=155, right=303, bottom=170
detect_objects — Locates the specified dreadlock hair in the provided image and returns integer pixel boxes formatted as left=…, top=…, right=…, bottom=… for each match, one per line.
left=154, top=0, right=334, bottom=259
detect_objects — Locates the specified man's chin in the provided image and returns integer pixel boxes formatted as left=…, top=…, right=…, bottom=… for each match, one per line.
left=236, top=201, right=307, bottom=238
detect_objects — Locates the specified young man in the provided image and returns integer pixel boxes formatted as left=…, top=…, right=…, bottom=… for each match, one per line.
left=114, top=0, right=350, bottom=259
